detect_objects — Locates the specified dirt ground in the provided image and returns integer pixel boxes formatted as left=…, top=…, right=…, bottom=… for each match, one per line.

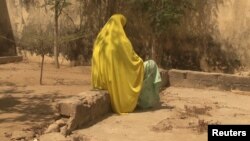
left=1, top=58, right=250, bottom=141
left=0, top=57, right=92, bottom=141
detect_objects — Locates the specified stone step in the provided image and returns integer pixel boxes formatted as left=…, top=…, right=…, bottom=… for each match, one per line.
left=50, top=90, right=111, bottom=135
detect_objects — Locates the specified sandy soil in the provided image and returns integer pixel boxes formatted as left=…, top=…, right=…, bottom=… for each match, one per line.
left=0, top=59, right=91, bottom=141
left=74, top=88, right=250, bottom=141
left=0, top=59, right=250, bottom=141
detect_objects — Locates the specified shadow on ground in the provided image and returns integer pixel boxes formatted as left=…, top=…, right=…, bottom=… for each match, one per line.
left=0, top=89, right=74, bottom=125
left=134, top=102, right=175, bottom=113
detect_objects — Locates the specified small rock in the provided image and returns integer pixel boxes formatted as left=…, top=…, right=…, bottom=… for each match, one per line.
left=51, top=97, right=55, bottom=102
left=60, top=125, right=68, bottom=136
left=31, top=123, right=47, bottom=136
left=180, top=115, right=187, bottom=119
left=213, top=102, right=219, bottom=104
left=4, top=132, right=12, bottom=138
left=45, top=123, right=60, bottom=134
left=53, top=113, right=61, bottom=120
left=56, top=119, right=67, bottom=127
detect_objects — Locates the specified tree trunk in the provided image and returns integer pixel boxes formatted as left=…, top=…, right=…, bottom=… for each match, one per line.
left=0, top=0, right=16, bottom=56
left=106, top=0, right=115, bottom=20
left=54, top=2, right=60, bottom=69
left=151, top=37, right=157, bottom=61
left=40, top=54, right=45, bottom=85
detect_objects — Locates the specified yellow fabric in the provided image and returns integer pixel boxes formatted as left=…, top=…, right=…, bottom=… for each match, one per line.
left=91, top=14, right=144, bottom=114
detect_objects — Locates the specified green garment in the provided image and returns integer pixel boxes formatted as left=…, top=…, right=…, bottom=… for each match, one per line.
left=138, top=60, right=162, bottom=109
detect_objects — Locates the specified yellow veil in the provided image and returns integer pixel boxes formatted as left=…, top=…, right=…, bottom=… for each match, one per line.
left=91, top=14, right=144, bottom=114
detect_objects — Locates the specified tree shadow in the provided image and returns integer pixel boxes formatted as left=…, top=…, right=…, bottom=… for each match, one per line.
left=76, top=113, right=113, bottom=130
left=0, top=87, right=34, bottom=95
left=51, top=79, right=91, bottom=86
left=0, top=95, right=21, bottom=111
left=134, top=102, right=175, bottom=113
left=0, top=81, right=17, bottom=87
left=0, top=91, right=74, bottom=125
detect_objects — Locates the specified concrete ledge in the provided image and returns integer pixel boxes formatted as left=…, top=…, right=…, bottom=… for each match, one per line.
left=168, top=69, right=188, bottom=87
left=49, top=90, right=111, bottom=135
left=218, top=75, right=250, bottom=91
left=168, top=69, right=250, bottom=91
left=159, top=69, right=169, bottom=88
left=0, top=56, right=23, bottom=64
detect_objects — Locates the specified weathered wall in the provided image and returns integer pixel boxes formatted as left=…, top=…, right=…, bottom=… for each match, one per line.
left=217, top=0, right=250, bottom=68
left=5, top=0, right=250, bottom=70
left=0, top=0, right=16, bottom=56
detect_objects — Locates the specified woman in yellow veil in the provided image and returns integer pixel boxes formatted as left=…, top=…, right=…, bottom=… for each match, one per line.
left=91, top=14, right=144, bottom=114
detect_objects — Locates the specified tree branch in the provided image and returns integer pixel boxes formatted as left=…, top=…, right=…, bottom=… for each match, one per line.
left=57, top=0, right=66, bottom=17
left=61, top=10, right=77, bottom=30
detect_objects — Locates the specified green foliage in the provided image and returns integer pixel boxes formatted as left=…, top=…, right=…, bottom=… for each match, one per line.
left=19, top=23, right=53, bottom=56
left=59, top=27, right=85, bottom=61
left=129, top=0, right=193, bottom=34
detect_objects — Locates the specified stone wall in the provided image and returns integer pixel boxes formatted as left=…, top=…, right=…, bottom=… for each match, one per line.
left=0, top=0, right=16, bottom=56
left=0, top=56, right=23, bottom=64
left=168, top=69, right=250, bottom=91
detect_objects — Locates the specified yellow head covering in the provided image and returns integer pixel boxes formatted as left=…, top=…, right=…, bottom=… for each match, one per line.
left=91, top=14, right=144, bottom=114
